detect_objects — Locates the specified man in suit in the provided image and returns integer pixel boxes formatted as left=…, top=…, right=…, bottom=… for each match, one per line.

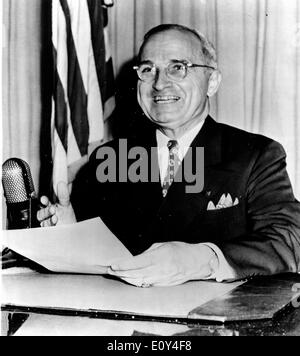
left=38, top=24, right=300, bottom=287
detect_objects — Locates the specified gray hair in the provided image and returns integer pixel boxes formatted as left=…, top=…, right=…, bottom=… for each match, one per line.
left=138, top=24, right=218, bottom=68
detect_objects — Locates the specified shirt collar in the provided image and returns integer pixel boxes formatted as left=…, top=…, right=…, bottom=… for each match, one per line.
left=156, top=116, right=206, bottom=153
left=156, top=100, right=209, bottom=152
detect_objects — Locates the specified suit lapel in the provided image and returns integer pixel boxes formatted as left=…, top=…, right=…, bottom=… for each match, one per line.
left=155, top=116, right=223, bottom=225
left=190, top=115, right=222, bottom=167
left=130, top=117, right=224, bottom=240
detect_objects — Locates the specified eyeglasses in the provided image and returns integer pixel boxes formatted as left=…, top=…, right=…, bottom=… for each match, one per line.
left=133, top=60, right=216, bottom=82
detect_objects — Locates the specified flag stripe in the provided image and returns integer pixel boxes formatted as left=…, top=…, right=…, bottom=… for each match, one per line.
left=82, top=0, right=104, bottom=144
left=103, top=5, right=108, bottom=27
left=104, top=57, right=116, bottom=105
left=102, top=12, right=115, bottom=105
left=52, top=48, right=68, bottom=152
left=87, top=0, right=115, bottom=107
left=54, top=0, right=84, bottom=167
left=51, top=0, right=115, bottom=193
left=86, top=0, right=106, bottom=106
left=64, top=0, right=104, bottom=145
left=52, top=126, right=68, bottom=187
left=52, top=3, right=82, bottom=166
left=59, top=0, right=89, bottom=156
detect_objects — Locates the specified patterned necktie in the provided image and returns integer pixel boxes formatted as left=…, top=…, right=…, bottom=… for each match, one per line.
left=162, top=140, right=181, bottom=198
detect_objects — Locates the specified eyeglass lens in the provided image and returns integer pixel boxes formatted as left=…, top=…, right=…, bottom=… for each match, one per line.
left=137, top=62, right=187, bottom=81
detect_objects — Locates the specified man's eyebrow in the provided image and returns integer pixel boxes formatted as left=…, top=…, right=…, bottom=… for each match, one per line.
left=138, top=59, right=190, bottom=65
left=169, top=59, right=190, bottom=63
left=138, top=60, right=154, bottom=65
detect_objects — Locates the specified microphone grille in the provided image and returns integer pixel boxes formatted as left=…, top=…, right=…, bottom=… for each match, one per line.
left=2, top=158, right=35, bottom=203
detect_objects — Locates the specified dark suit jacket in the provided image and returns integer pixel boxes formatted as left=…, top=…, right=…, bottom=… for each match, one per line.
left=72, top=116, right=300, bottom=280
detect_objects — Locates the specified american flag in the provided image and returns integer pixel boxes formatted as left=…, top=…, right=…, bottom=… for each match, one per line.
left=51, top=0, right=115, bottom=195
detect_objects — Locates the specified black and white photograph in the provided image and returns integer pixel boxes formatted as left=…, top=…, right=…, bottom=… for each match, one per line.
left=1, top=0, right=300, bottom=338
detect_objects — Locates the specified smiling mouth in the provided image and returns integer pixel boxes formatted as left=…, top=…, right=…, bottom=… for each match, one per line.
left=153, top=95, right=180, bottom=104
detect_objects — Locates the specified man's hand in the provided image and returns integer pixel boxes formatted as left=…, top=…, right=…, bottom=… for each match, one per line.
left=108, top=242, right=218, bottom=287
left=37, top=182, right=76, bottom=227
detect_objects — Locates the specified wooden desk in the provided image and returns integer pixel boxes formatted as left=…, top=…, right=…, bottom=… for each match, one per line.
left=2, top=271, right=300, bottom=336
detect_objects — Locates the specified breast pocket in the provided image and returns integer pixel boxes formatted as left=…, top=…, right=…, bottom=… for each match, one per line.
left=194, top=203, right=247, bottom=242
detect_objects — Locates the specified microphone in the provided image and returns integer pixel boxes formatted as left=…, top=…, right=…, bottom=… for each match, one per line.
left=2, top=158, right=39, bottom=229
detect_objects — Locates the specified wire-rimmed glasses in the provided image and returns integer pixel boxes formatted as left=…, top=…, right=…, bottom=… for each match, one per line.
left=133, top=60, right=216, bottom=82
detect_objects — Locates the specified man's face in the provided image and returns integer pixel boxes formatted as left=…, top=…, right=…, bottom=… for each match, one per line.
left=137, top=30, right=212, bottom=132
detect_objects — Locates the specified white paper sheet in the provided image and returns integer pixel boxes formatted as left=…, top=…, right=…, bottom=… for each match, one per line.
left=1, top=218, right=132, bottom=274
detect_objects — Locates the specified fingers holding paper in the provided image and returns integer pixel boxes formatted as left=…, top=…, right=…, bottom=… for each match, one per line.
left=37, top=196, right=57, bottom=227
left=108, top=242, right=216, bottom=287
left=37, top=182, right=77, bottom=227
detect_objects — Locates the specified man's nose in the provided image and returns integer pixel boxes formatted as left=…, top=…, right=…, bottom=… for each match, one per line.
left=152, top=69, right=171, bottom=91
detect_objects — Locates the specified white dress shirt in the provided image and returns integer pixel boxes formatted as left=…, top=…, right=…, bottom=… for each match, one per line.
left=156, top=119, right=236, bottom=282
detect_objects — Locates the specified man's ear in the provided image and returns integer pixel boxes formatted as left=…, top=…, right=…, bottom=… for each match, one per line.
left=207, top=70, right=222, bottom=97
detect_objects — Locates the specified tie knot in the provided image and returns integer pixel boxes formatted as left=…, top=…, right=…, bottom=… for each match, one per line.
left=167, top=140, right=178, bottom=151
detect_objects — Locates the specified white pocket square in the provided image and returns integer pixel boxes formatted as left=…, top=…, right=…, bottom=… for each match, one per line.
left=207, top=193, right=239, bottom=211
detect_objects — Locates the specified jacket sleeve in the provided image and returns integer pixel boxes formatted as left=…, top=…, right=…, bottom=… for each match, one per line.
left=217, top=141, right=300, bottom=280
